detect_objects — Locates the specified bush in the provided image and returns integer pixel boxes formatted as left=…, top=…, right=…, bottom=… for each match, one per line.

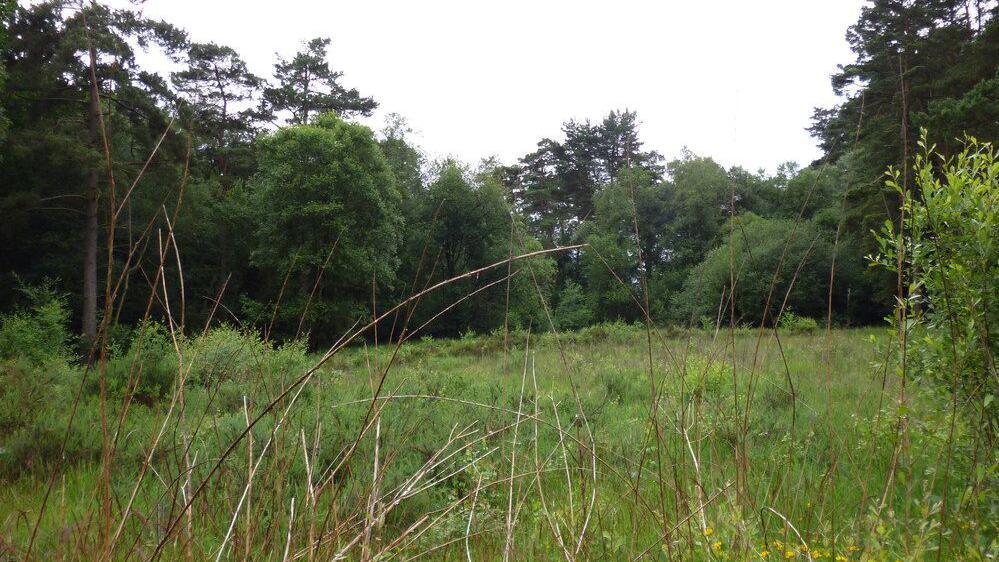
left=185, top=325, right=267, bottom=387
left=778, top=308, right=819, bottom=333
left=873, top=134, right=999, bottom=439
left=102, top=322, right=177, bottom=403
left=0, top=281, right=72, bottom=367
left=671, top=214, right=837, bottom=326
left=0, top=285, right=97, bottom=476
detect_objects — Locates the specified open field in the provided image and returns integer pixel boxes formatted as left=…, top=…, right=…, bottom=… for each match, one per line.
left=1, top=325, right=990, bottom=560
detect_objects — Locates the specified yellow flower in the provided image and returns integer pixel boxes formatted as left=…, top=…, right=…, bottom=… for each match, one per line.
left=835, top=556, right=848, bottom=562
left=811, top=549, right=825, bottom=558
left=785, top=550, right=796, bottom=559
left=704, top=527, right=715, bottom=537
left=713, top=540, right=723, bottom=552
left=759, top=550, right=771, bottom=559
left=848, top=545, right=860, bottom=552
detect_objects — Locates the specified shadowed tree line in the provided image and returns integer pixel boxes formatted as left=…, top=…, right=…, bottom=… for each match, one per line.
left=1, top=0, right=997, bottom=347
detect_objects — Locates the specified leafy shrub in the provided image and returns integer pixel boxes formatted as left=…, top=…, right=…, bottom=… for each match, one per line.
left=0, top=281, right=72, bottom=367
left=0, top=285, right=100, bottom=476
left=671, top=214, right=845, bottom=326
left=102, top=322, right=177, bottom=403
left=873, top=134, right=999, bottom=439
left=683, top=356, right=730, bottom=395
left=777, top=308, right=819, bottom=333
left=185, top=325, right=266, bottom=387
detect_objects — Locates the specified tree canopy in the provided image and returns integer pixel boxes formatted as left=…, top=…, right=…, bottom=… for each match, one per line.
left=0, top=0, right=996, bottom=346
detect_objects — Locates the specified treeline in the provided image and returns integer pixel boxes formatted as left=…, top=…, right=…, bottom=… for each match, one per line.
left=1, top=1, right=997, bottom=346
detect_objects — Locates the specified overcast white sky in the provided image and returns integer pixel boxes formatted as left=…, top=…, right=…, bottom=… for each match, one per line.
left=129, top=0, right=865, bottom=172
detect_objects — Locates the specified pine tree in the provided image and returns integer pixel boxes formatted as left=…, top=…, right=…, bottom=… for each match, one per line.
left=264, top=37, right=376, bottom=125
left=0, top=2, right=186, bottom=339
left=172, top=42, right=263, bottom=182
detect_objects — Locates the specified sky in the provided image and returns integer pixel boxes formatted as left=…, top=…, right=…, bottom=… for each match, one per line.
left=127, top=0, right=866, bottom=172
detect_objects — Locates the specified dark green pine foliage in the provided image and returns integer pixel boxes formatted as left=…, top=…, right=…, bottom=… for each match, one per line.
left=0, top=2, right=188, bottom=337
left=0, top=0, right=13, bottom=147
left=264, top=37, right=376, bottom=125
left=171, top=42, right=264, bottom=185
left=510, top=110, right=662, bottom=251
left=811, top=0, right=999, bottom=238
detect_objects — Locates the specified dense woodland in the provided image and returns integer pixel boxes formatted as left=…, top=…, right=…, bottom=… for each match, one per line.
left=1, top=0, right=998, bottom=347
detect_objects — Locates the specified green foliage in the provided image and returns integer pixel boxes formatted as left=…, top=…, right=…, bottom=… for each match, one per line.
left=2, top=2, right=999, bottom=557
left=248, top=113, right=402, bottom=341
left=0, top=281, right=72, bottom=367
left=672, top=214, right=838, bottom=326
left=579, top=168, right=655, bottom=323
left=4, top=327, right=984, bottom=558
left=777, top=307, right=820, bottom=333
left=0, top=0, right=13, bottom=148
left=661, top=152, right=732, bottom=270
left=101, top=322, right=176, bottom=403
left=812, top=0, right=999, bottom=258
left=508, top=109, right=663, bottom=251
left=171, top=41, right=263, bottom=182
left=0, top=285, right=91, bottom=476
left=872, top=135, right=999, bottom=437
left=401, top=162, right=555, bottom=335
left=379, top=113, right=424, bottom=198
left=263, top=37, right=376, bottom=124
left=554, top=280, right=593, bottom=331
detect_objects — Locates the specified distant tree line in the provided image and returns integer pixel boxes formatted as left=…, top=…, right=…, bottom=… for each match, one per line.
left=1, top=0, right=997, bottom=347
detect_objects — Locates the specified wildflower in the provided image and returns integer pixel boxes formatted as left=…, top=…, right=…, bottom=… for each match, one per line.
left=811, top=549, right=825, bottom=558
left=704, top=527, right=714, bottom=537
left=713, top=540, right=723, bottom=552
left=835, top=556, right=848, bottom=562
left=785, top=550, right=796, bottom=558
left=847, top=545, right=859, bottom=552
left=759, top=550, right=771, bottom=559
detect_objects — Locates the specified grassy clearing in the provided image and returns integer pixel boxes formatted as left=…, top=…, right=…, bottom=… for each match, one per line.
left=1, top=324, right=990, bottom=560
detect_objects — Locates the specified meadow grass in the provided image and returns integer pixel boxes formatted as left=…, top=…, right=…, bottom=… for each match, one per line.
left=1, top=324, right=989, bottom=560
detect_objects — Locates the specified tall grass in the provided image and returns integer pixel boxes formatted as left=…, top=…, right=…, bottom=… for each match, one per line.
left=0, top=317, right=992, bottom=560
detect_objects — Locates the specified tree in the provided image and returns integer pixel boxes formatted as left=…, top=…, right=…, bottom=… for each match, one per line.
left=171, top=41, right=263, bottom=183
left=248, top=113, right=402, bottom=341
left=872, top=136, right=999, bottom=438
left=399, top=162, right=554, bottom=336
left=264, top=37, right=376, bottom=125
left=0, top=0, right=14, bottom=149
left=660, top=151, right=731, bottom=276
left=811, top=0, right=999, bottom=241
left=593, top=110, right=663, bottom=183
left=378, top=113, right=424, bottom=198
left=0, top=2, right=187, bottom=340
left=509, top=110, right=662, bottom=249
left=671, top=214, right=838, bottom=326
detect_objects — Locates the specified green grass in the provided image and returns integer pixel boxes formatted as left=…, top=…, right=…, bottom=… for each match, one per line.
left=0, top=325, right=993, bottom=560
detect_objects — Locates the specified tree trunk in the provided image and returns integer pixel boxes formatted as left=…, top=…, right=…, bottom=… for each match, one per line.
left=82, top=68, right=101, bottom=342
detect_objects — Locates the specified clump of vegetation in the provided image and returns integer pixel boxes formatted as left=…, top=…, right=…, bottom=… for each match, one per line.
left=778, top=307, right=820, bottom=333
left=873, top=134, right=999, bottom=438
left=0, top=283, right=83, bottom=476
left=0, top=281, right=72, bottom=367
